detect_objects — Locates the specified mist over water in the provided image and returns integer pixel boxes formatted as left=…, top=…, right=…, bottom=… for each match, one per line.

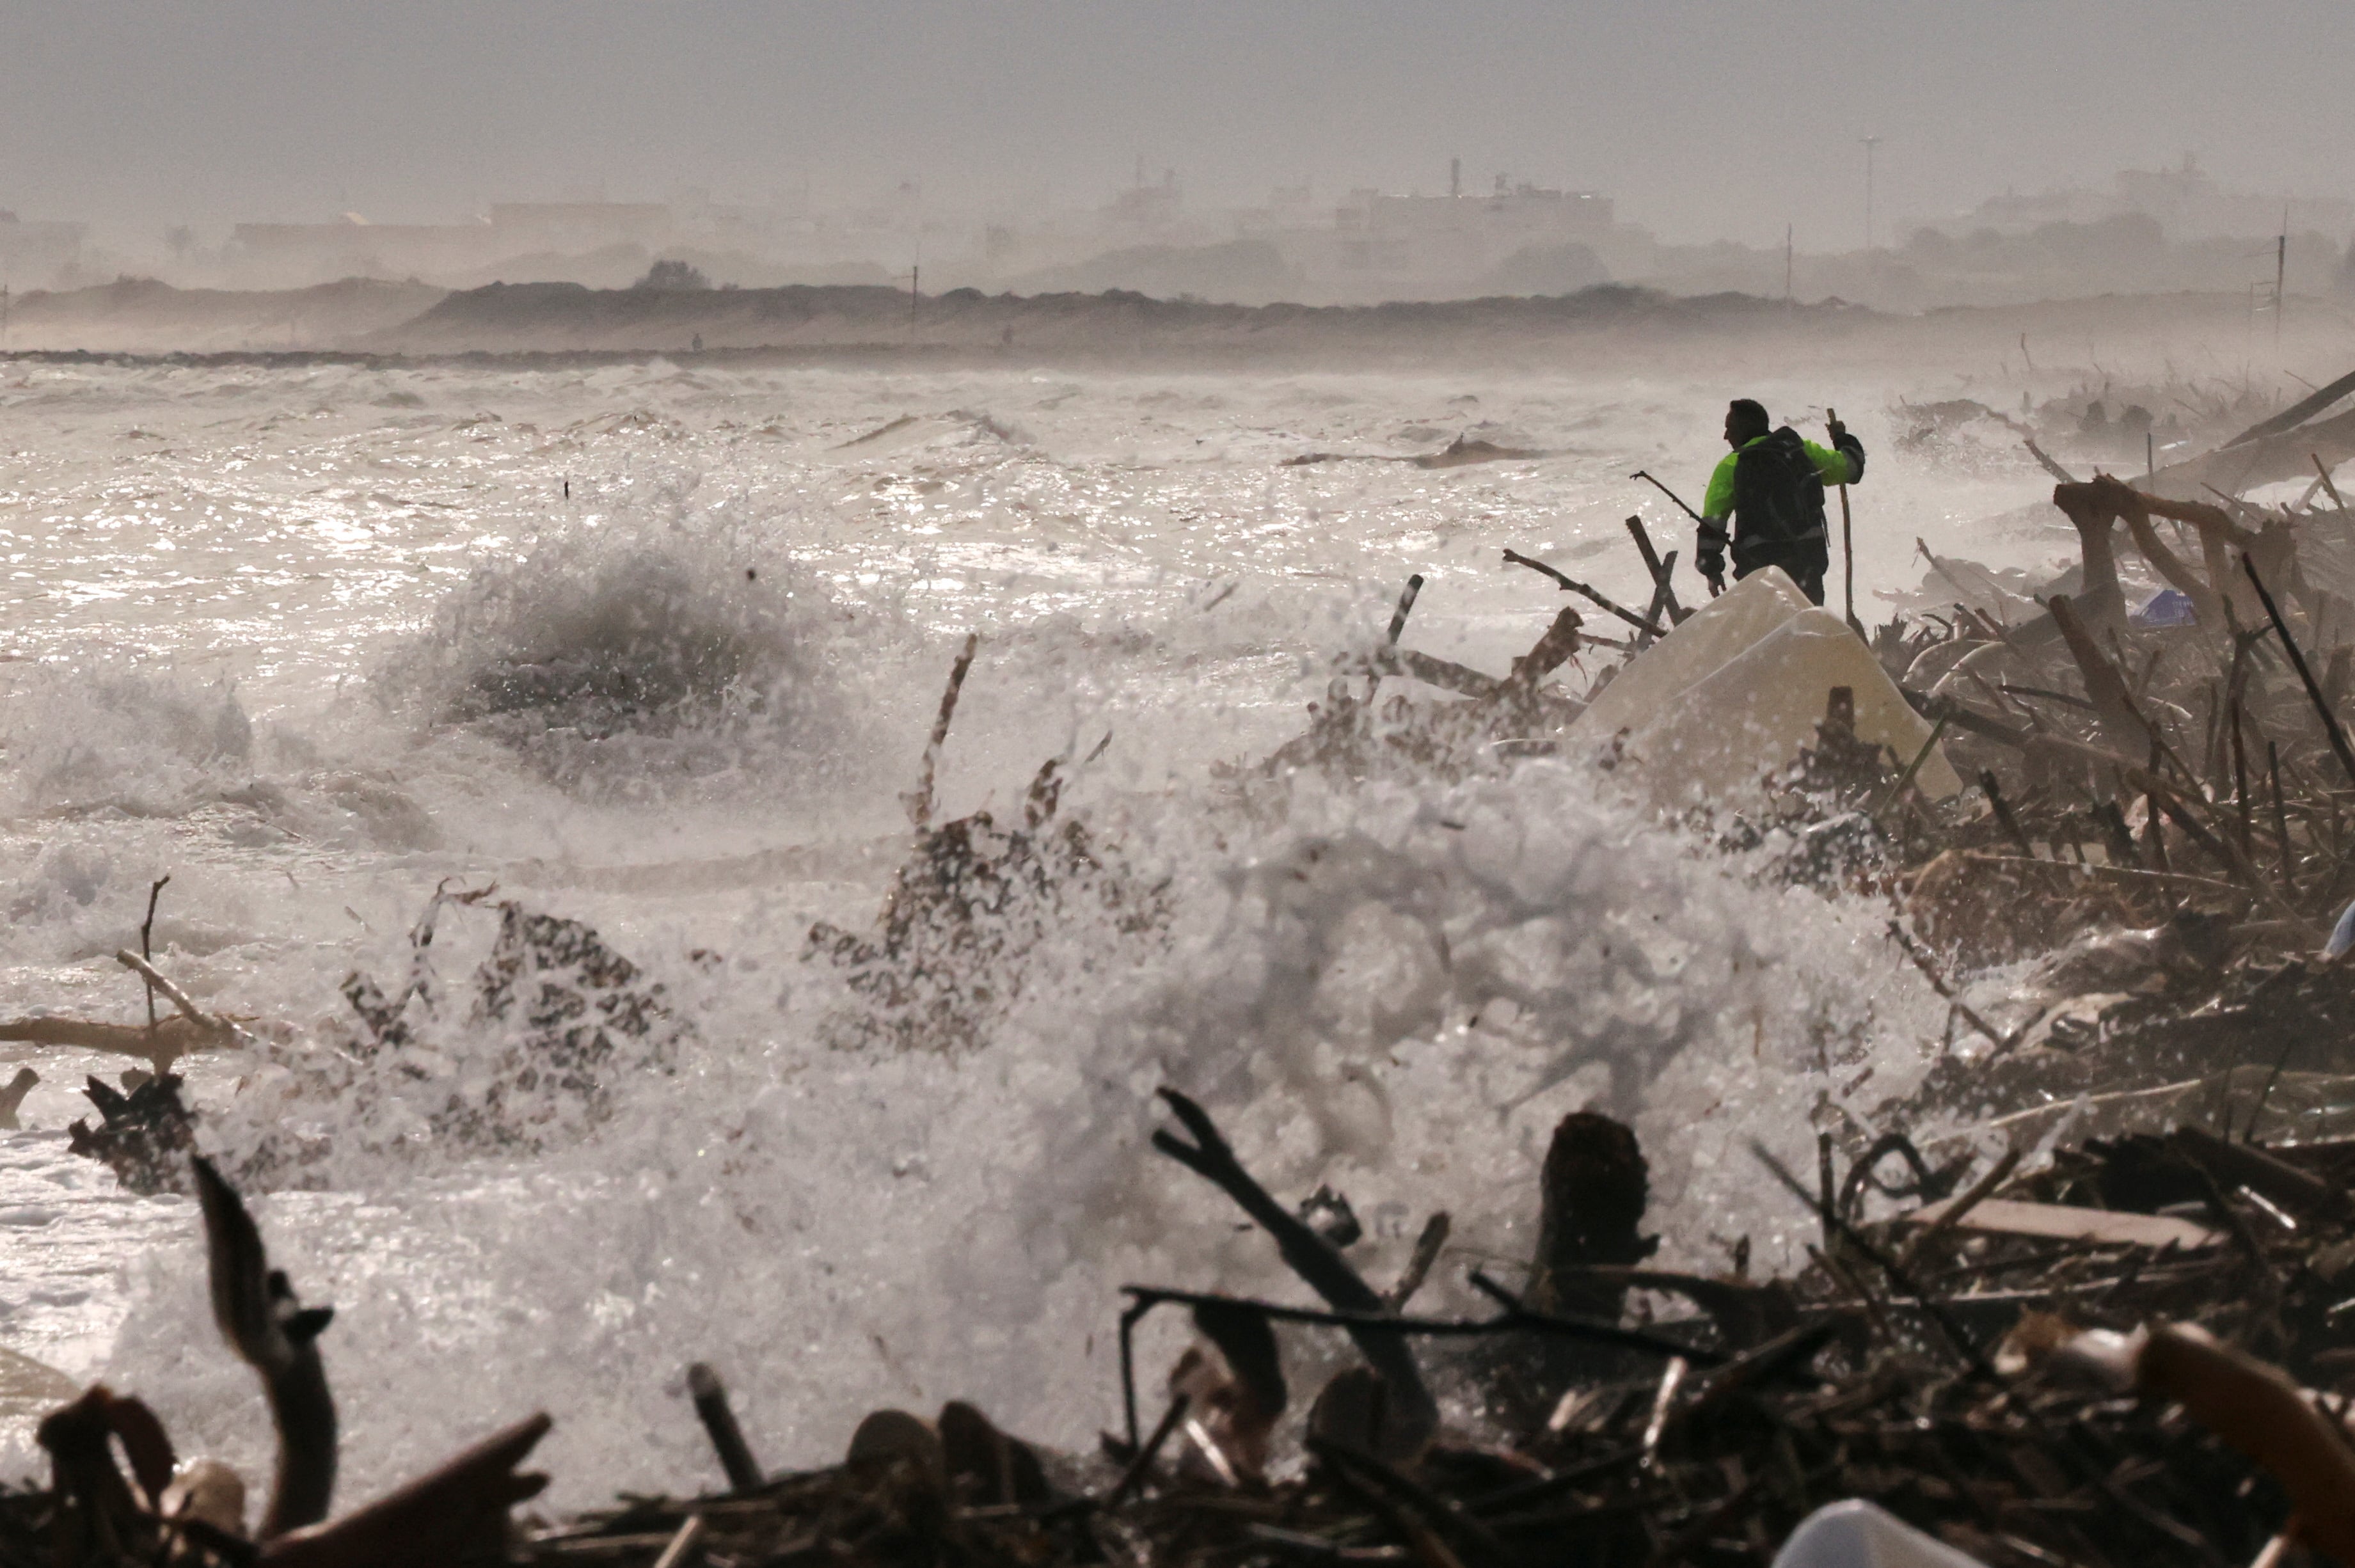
left=0, top=353, right=2081, bottom=1504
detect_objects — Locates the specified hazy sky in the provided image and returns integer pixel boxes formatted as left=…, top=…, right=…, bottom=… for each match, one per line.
left=7, top=1, right=2353, bottom=249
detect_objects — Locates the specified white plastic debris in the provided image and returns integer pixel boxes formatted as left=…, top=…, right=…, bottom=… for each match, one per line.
left=1568, top=569, right=1963, bottom=809
left=2325, top=896, right=2355, bottom=959
left=1771, top=1499, right=1992, bottom=1568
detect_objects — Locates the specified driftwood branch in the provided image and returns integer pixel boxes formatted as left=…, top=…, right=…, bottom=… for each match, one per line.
left=194, top=1155, right=337, bottom=1539
left=114, top=951, right=240, bottom=1045
left=1152, top=1089, right=1438, bottom=1457
left=686, top=1363, right=765, bottom=1493
left=905, top=633, right=980, bottom=833
left=0, top=1013, right=223, bottom=1070
left=1385, top=574, right=1424, bottom=646
left=140, top=875, right=170, bottom=1029
left=1500, top=550, right=1664, bottom=637
left=2244, top=552, right=2355, bottom=791
left=2022, top=436, right=2079, bottom=484
left=258, top=1413, right=552, bottom=1568
left=1383, top=1214, right=1451, bottom=1313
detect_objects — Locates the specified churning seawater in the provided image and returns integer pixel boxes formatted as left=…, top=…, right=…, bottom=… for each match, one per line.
left=0, top=354, right=2066, bottom=1508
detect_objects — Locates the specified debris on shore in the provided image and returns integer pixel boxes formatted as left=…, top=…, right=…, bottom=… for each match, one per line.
left=8, top=1084, right=2355, bottom=1566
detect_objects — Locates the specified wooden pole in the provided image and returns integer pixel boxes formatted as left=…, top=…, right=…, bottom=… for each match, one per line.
left=2276, top=225, right=2287, bottom=351
left=1828, top=407, right=1864, bottom=638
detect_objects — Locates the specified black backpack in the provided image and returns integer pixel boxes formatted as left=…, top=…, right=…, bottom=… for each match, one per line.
left=1731, top=427, right=1828, bottom=548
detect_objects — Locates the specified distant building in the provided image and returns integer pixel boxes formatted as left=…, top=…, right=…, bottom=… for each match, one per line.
left=1299, top=182, right=1614, bottom=294
left=1942, top=156, right=2354, bottom=243
left=230, top=217, right=496, bottom=283
left=487, top=202, right=672, bottom=251
left=221, top=202, right=682, bottom=286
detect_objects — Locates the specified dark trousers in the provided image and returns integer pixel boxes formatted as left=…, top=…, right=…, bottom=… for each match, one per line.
left=1733, top=539, right=1828, bottom=606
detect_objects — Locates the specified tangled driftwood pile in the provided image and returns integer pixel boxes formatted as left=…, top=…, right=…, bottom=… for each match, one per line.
left=9, top=1085, right=2355, bottom=1567
left=806, top=633, right=1169, bottom=1053
left=1246, top=379, right=2355, bottom=1151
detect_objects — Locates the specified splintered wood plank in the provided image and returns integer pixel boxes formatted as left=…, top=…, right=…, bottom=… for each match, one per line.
left=1901, top=1196, right=2223, bottom=1251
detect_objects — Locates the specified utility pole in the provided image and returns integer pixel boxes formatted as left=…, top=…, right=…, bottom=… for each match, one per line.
left=2277, top=207, right=2288, bottom=350
left=1860, top=136, right=1882, bottom=249
left=1785, top=224, right=1794, bottom=303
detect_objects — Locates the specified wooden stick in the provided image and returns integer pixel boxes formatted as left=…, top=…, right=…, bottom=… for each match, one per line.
left=1748, top=1141, right=2007, bottom=1385
left=1153, top=1089, right=1438, bottom=1457
left=1129, top=1281, right=1719, bottom=1363
left=2244, top=552, right=2355, bottom=790
left=686, top=1363, right=764, bottom=1493
left=1310, top=1443, right=1471, bottom=1568
left=1385, top=574, right=1424, bottom=646
left=1899, top=1144, right=2022, bottom=1269
left=1383, top=1213, right=1451, bottom=1313
left=140, top=875, right=169, bottom=1029
left=1104, top=1393, right=1189, bottom=1505
left=0, top=1013, right=221, bottom=1063
left=1871, top=714, right=1951, bottom=818
left=2317, top=453, right=2348, bottom=512
left=1308, top=1435, right=1515, bottom=1568
left=651, top=1516, right=707, bottom=1568
left=2272, top=740, right=2295, bottom=894
left=1830, top=407, right=1866, bottom=638
left=2169, top=1126, right=2352, bottom=1223
left=1978, top=770, right=2038, bottom=858
left=906, top=632, right=980, bottom=832
left=1622, top=514, right=1685, bottom=622
left=2021, top=435, right=2079, bottom=485
left=1887, top=920, right=2015, bottom=1055
left=2047, top=595, right=2155, bottom=759
left=2232, top=696, right=2254, bottom=855
left=113, top=951, right=234, bottom=1041
left=1635, top=549, right=1678, bottom=651
left=1500, top=550, right=1663, bottom=637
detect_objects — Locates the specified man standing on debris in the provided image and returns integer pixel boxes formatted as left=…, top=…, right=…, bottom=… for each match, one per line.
left=1694, top=399, right=1866, bottom=605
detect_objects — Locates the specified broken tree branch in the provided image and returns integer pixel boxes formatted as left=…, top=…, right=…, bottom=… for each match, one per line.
left=114, top=950, right=238, bottom=1045
left=905, top=632, right=981, bottom=833
left=1501, top=550, right=1664, bottom=638
left=140, top=875, right=170, bottom=1029
left=1152, top=1088, right=1438, bottom=1457
left=1383, top=1214, right=1451, bottom=1313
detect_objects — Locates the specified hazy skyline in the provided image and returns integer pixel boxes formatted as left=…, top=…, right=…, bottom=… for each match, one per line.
left=8, top=1, right=2353, bottom=249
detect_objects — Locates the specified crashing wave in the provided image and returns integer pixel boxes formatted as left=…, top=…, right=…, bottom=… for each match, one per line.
left=381, top=505, right=865, bottom=795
